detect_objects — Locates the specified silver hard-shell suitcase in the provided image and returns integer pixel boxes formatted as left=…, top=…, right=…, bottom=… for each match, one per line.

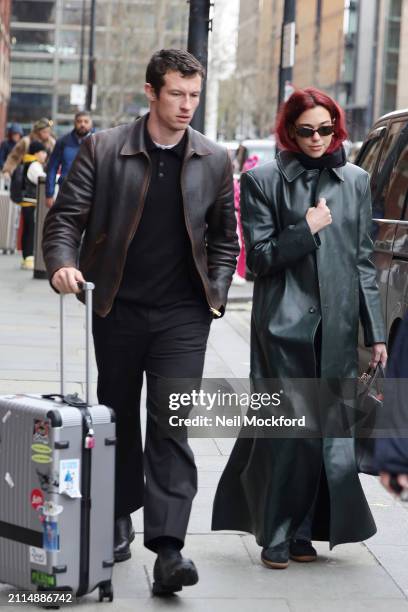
left=0, top=283, right=116, bottom=603
left=0, top=176, right=20, bottom=254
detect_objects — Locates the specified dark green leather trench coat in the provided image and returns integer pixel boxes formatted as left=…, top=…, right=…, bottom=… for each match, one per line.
left=212, top=151, right=386, bottom=549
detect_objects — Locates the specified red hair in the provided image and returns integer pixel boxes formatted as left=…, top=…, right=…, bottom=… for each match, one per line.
left=275, top=87, right=348, bottom=153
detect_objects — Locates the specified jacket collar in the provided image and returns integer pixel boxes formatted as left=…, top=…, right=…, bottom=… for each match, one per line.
left=120, top=114, right=212, bottom=158
left=277, top=150, right=344, bottom=182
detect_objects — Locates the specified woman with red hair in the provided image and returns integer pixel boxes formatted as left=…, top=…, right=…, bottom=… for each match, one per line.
left=212, top=88, right=387, bottom=568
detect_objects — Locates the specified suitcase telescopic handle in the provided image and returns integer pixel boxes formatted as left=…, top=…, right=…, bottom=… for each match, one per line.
left=60, top=282, right=95, bottom=405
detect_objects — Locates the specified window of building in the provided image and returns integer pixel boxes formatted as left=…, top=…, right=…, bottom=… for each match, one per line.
left=8, top=91, right=52, bottom=125
left=57, top=93, right=75, bottom=114
left=58, top=59, right=80, bottom=81
left=382, top=0, right=402, bottom=115
left=58, top=29, right=86, bottom=57
left=62, top=0, right=105, bottom=26
left=12, top=1, right=56, bottom=24
left=11, top=58, right=53, bottom=80
left=11, top=27, right=55, bottom=54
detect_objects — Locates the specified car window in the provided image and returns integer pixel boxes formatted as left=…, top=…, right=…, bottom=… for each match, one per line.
left=358, top=135, right=384, bottom=176
left=382, top=143, right=408, bottom=220
left=373, top=124, right=408, bottom=222
left=371, top=123, right=408, bottom=219
left=377, top=120, right=406, bottom=174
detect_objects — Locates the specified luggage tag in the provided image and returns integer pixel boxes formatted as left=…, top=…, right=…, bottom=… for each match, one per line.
left=41, top=501, right=63, bottom=552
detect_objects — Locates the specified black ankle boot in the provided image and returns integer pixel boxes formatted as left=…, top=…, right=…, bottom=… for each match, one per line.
left=114, top=515, right=135, bottom=563
left=152, top=548, right=198, bottom=596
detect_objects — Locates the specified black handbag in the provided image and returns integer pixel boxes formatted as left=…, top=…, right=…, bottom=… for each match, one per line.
left=354, top=364, right=384, bottom=476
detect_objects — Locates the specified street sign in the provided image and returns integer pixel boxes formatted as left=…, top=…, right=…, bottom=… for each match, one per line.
left=91, top=85, right=97, bottom=111
left=282, top=22, right=296, bottom=69
left=70, top=84, right=86, bottom=107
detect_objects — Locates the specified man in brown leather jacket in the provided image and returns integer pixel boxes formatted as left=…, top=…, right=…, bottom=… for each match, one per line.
left=42, top=49, right=239, bottom=595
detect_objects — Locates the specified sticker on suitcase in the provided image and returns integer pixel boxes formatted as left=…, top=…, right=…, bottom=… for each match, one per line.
left=36, top=468, right=59, bottom=493
left=31, top=570, right=56, bottom=588
left=33, top=419, right=50, bottom=444
left=59, top=459, right=81, bottom=498
left=30, top=488, right=44, bottom=510
left=43, top=520, right=60, bottom=552
left=31, top=442, right=52, bottom=464
left=29, top=546, right=47, bottom=566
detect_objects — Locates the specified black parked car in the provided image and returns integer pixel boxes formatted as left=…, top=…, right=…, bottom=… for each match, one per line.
left=356, top=109, right=408, bottom=365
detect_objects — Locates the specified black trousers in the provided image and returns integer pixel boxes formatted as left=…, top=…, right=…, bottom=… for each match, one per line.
left=21, top=206, right=35, bottom=259
left=92, top=298, right=211, bottom=551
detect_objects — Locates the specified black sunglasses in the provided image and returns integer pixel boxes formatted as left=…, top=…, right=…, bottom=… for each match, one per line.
left=295, top=125, right=334, bottom=138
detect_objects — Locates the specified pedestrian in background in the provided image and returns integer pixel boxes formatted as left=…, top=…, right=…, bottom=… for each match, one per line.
left=2, top=118, right=55, bottom=179
left=0, top=123, right=23, bottom=170
left=19, top=141, right=47, bottom=270
left=45, top=111, right=93, bottom=208
left=43, top=49, right=238, bottom=595
left=212, top=87, right=387, bottom=569
left=376, top=313, right=408, bottom=501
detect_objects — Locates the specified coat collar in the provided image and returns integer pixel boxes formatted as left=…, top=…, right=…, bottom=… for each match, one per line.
left=277, top=150, right=345, bottom=182
left=120, top=114, right=212, bottom=158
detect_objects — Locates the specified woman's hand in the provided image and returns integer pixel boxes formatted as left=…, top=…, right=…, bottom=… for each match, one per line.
left=306, top=198, right=332, bottom=235
left=369, top=342, right=387, bottom=369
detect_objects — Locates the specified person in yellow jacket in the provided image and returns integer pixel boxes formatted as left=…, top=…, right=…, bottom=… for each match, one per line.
left=19, top=142, right=47, bottom=270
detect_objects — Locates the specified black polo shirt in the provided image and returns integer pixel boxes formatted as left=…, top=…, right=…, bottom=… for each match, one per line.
left=117, top=126, right=205, bottom=307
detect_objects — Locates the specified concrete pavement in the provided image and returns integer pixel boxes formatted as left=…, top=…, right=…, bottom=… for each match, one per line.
left=0, top=253, right=407, bottom=611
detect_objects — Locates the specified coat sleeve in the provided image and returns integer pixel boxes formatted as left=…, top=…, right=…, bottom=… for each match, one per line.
left=357, top=174, right=386, bottom=346
left=42, top=136, right=95, bottom=281
left=205, top=151, right=240, bottom=308
left=240, top=171, right=320, bottom=277
left=45, top=138, right=63, bottom=197
left=375, top=438, right=408, bottom=475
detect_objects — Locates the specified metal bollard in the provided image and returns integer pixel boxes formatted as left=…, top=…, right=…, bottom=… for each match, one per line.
left=33, top=176, right=48, bottom=279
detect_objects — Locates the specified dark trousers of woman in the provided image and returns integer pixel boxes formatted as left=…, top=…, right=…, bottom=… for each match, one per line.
left=92, top=298, right=211, bottom=552
left=21, top=205, right=35, bottom=259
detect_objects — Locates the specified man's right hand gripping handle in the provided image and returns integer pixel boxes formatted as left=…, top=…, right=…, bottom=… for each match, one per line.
left=51, top=267, right=86, bottom=294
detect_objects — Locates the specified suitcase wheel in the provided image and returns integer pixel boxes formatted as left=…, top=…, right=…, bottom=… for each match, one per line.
left=98, top=581, right=114, bottom=602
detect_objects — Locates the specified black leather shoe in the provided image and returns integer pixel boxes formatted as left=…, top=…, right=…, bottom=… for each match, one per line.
left=114, top=515, right=135, bottom=563
left=261, top=542, right=290, bottom=569
left=152, top=549, right=199, bottom=596
left=289, top=539, right=317, bottom=562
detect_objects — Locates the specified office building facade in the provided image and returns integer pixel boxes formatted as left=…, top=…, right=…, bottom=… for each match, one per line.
left=8, top=0, right=188, bottom=134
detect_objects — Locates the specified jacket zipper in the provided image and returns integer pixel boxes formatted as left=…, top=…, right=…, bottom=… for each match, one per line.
left=180, top=152, right=222, bottom=317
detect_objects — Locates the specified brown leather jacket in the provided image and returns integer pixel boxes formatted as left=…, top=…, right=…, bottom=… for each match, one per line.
left=42, top=116, right=239, bottom=317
